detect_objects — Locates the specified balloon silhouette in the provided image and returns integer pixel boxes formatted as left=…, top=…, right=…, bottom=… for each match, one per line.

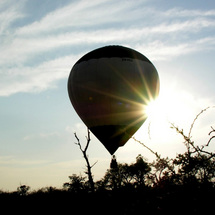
left=68, top=45, right=159, bottom=154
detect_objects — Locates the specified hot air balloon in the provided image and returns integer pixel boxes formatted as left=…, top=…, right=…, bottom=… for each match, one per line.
left=68, top=45, right=159, bottom=155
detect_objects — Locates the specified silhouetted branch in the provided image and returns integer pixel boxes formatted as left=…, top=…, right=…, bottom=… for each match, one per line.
left=74, top=129, right=95, bottom=192
left=148, top=122, right=151, bottom=139
left=132, top=136, right=161, bottom=159
left=171, top=120, right=215, bottom=161
left=91, top=160, right=98, bottom=168
left=84, top=128, right=91, bottom=152
left=207, top=126, right=215, bottom=146
left=74, top=132, right=82, bottom=151
left=188, top=106, right=210, bottom=138
left=170, top=123, right=193, bottom=154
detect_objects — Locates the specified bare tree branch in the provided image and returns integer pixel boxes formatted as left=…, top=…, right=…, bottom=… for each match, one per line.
left=74, top=132, right=83, bottom=151
left=84, top=128, right=91, bottom=152
left=188, top=106, right=210, bottom=138
left=207, top=126, right=215, bottom=146
left=189, top=106, right=215, bottom=138
left=91, top=160, right=98, bottom=168
left=74, top=128, right=95, bottom=192
left=132, top=136, right=161, bottom=159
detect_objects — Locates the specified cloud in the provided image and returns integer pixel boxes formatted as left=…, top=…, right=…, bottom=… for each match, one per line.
left=0, top=0, right=25, bottom=35
left=1, top=17, right=214, bottom=67
left=163, top=8, right=215, bottom=17
left=15, top=0, right=142, bottom=36
left=23, top=131, right=61, bottom=141
left=1, top=1, right=215, bottom=96
left=136, top=37, right=215, bottom=61
left=0, top=54, right=79, bottom=96
left=0, top=155, right=51, bottom=166
left=65, top=123, right=89, bottom=143
left=149, top=18, right=215, bottom=34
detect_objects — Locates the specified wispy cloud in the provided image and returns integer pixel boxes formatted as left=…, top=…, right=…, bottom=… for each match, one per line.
left=15, top=0, right=142, bottom=36
left=137, top=37, right=215, bottom=61
left=23, top=131, right=61, bottom=141
left=0, top=155, right=51, bottom=167
left=163, top=8, right=215, bottom=17
left=0, top=0, right=25, bottom=35
left=0, top=54, right=78, bottom=96
left=1, top=18, right=215, bottom=66
left=0, top=0, right=215, bottom=96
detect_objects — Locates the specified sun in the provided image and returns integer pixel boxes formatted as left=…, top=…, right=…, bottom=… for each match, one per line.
left=141, top=87, right=197, bottom=141
left=144, top=95, right=168, bottom=124
left=145, top=99, right=161, bottom=119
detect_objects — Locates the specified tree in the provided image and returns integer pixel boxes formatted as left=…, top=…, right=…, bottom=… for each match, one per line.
left=129, top=154, right=151, bottom=187
left=100, top=154, right=151, bottom=190
left=17, top=185, right=30, bottom=196
left=63, top=174, right=86, bottom=192
left=74, top=129, right=97, bottom=192
left=170, top=119, right=215, bottom=186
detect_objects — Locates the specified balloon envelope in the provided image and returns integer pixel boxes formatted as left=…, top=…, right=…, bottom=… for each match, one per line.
left=68, top=45, right=159, bottom=154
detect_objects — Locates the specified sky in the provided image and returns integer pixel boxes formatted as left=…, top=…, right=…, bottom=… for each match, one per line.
left=1, top=0, right=215, bottom=191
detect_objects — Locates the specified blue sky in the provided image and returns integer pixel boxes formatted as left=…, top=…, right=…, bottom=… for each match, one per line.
left=1, top=0, right=215, bottom=191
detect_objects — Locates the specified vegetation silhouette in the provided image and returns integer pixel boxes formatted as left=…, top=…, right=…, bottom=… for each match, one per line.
left=0, top=108, right=215, bottom=214
left=74, top=129, right=96, bottom=192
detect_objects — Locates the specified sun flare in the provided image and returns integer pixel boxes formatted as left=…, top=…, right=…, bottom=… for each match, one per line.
left=139, top=87, right=199, bottom=143
left=145, top=99, right=161, bottom=119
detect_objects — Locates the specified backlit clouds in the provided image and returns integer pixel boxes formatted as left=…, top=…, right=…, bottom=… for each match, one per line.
left=0, top=0, right=215, bottom=96
left=0, top=54, right=78, bottom=96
